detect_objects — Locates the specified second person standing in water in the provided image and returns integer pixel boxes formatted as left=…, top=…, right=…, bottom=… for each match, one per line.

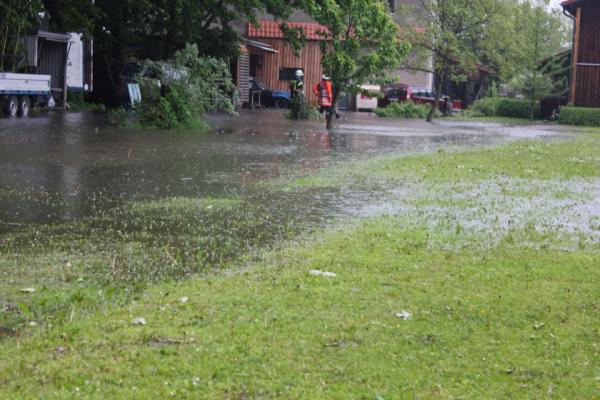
left=312, top=75, right=340, bottom=120
left=313, top=75, right=333, bottom=118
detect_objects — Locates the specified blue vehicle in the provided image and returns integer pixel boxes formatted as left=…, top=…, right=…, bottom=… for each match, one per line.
left=249, top=79, right=291, bottom=109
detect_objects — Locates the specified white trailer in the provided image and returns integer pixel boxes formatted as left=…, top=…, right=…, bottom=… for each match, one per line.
left=0, top=72, right=51, bottom=116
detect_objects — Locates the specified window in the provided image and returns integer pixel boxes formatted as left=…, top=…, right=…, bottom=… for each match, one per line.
left=279, top=67, right=303, bottom=81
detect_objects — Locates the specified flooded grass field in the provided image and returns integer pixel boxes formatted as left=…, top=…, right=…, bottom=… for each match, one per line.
left=1, top=110, right=599, bottom=397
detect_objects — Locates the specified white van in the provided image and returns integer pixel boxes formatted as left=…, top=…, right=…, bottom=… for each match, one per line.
left=355, top=84, right=380, bottom=111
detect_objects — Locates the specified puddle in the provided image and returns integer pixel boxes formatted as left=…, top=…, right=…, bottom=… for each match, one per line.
left=0, top=109, right=587, bottom=252
left=0, top=109, right=547, bottom=225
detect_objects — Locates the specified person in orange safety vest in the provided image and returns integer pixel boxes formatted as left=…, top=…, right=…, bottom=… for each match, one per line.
left=312, top=75, right=333, bottom=116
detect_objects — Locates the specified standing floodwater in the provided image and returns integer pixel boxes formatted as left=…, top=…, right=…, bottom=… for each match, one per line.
left=0, top=110, right=565, bottom=226
left=0, top=109, right=580, bottom=336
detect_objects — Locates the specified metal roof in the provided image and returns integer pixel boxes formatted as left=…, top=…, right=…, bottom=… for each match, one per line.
left=243, top=39, right=279, bottom=53
left=27, top=30, right=70, bottom=43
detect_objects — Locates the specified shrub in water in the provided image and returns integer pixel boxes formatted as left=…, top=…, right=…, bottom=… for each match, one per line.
left=559, top=106, right=600, bottom=127
left=134, top=43, right=236, bottom=129
left=288, top=93, right=310, bottom=120
left=107, top=108, right=131, bottom=126
left=375, top=101, right=430, bottom=118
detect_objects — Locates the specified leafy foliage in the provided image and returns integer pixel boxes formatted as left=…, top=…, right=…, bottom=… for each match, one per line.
left=470, top=97, right=538, bottom=119
left=287, top=93, right=310, bottom=120
left=504, top=0, right=566, bottom=120
left=559, top=106, right=600, bottom=127
left=301, top=0, right=410, bottom=128
left=375, top=101, right=430, bottom=119
left=402, top=0, right=501, bottom=121
left=134, top=43, right=236, bottom=129
left=0, top=0, right=42, bottom=71
left=478, top=0, right=569, bottom=83
left=400, top=0, right=568, bottom=121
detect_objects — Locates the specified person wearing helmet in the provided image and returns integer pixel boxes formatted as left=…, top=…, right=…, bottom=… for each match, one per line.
left=289, top=69, right=305, bottom=99
left=312, top=75, right=333, bottom=117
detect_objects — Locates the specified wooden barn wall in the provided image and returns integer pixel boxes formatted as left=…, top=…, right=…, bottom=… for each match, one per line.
left=575, top=66, right=600, bottom=107
left=574, top=1, right=600, bottom=107
left=253, top=38, right=323, bottom=105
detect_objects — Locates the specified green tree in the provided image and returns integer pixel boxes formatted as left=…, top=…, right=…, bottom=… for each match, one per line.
left=404, top=0, right=501, bottom=122
left=42, top=0, right=96, bottom=36
left=509, top=0, right=568, bottom=120
left=0, top=0, right=42, bottom=72
left=300, top=0, right=410, bottom=129
left=37, top=0, right=298, bottom=104
left=135, top=43, right=237, bottom=129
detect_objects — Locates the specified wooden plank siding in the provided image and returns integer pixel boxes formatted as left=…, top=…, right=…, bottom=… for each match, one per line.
left=575, top=66, right=600, bottom=107
left=570, top=0, right=600, bottom=107
left=253, top=38, right=323, bottom=105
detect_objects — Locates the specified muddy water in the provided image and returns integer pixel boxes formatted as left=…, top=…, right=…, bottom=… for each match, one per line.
left=0, top=110, right=566, bottom=226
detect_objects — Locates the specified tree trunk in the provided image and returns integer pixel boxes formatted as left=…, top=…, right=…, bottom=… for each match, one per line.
left=427, top=78, right=444, bottom=123
left=529, top=99, right=535, bottom=121
left=11, top=24, right=22, bottom=72
left=326, top=85, right=340, bottom=130
left=164, top=2, right=178, bottom=59
left=427, top=74, right=445, bottom=122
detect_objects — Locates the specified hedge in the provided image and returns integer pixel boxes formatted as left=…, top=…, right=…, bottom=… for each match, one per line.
left=470, top=97, right=539, bottom=119
left=559, top=106, right=600, bottom=127
left=375, top=101, right=430, bottom=118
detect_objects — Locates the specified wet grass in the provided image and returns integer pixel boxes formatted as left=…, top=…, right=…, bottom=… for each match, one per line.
left=0, top=192, right=327, bottom=332
left=281, top=133, right=600, bottom=190
left=448, top=115, right=541, bottom=125
left=0, top=219, right=599, bottom=398
left=1, top=127, right=600, bottom=397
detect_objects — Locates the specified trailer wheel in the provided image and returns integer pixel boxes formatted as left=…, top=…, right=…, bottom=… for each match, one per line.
left=274, top=98, right=289, bottom=109
left=5, top=96, right=18, bottom=116
left=19, top=97, right=31, bottom=116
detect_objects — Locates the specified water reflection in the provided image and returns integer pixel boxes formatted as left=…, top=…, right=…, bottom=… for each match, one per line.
left=0, top=110, right=563, bottom=225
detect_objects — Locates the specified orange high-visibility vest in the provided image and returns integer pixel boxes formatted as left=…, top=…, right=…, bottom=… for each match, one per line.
left=313, top=80, right=332, bottom=107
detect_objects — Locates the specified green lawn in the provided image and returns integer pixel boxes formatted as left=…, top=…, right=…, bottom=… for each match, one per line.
left=447, top=115, right=541, bottom=125
left=1, top=128, right=600, bottom=398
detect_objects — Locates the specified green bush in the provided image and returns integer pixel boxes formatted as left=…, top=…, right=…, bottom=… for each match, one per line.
left=133, top=43, right=235, bottom=130
left=287, top=93, right=309, bottom=120
left=107, top=108, right=131, bottom=126
left=375, top=101, right=430, bottom=118
left=470, top=97, right=539, bottom=119
left=470, top=97, right=501, bottom=116
left=67, top=92, right=106, bottom=113
left=496, top=98, right=537, bottom=119
left=136, top=86, right=203, bottom=130
left=559, top=106, right=600, bottom=126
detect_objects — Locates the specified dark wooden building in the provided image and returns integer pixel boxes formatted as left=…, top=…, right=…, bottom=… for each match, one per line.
left=562, top=0, right=600, bottom=108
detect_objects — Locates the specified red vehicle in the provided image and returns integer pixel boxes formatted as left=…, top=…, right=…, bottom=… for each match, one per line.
left=379, top=84, right=452, bottom=113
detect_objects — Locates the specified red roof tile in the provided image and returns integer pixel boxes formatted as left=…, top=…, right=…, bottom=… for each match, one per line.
left=248, top=21, right=329, bottom=40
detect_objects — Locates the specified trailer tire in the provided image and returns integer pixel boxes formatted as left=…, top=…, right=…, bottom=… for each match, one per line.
left=274, top=98, right=289, bottom=109
left=5, top=96, right=18, bottom=116
left=19, top=96, right=31, bottom=116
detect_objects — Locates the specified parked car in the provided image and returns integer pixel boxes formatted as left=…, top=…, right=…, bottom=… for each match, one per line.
left=378, top=84, right=411, bottom=107
left=379, top=84, right=452, bottom=113
left=249, top=79, right=291, bottom=109
left=410, top=87, right=452, bottom=113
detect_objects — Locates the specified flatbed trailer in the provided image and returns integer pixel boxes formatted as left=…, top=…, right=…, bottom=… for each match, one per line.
left=0, top=72, right=51, bottom=116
